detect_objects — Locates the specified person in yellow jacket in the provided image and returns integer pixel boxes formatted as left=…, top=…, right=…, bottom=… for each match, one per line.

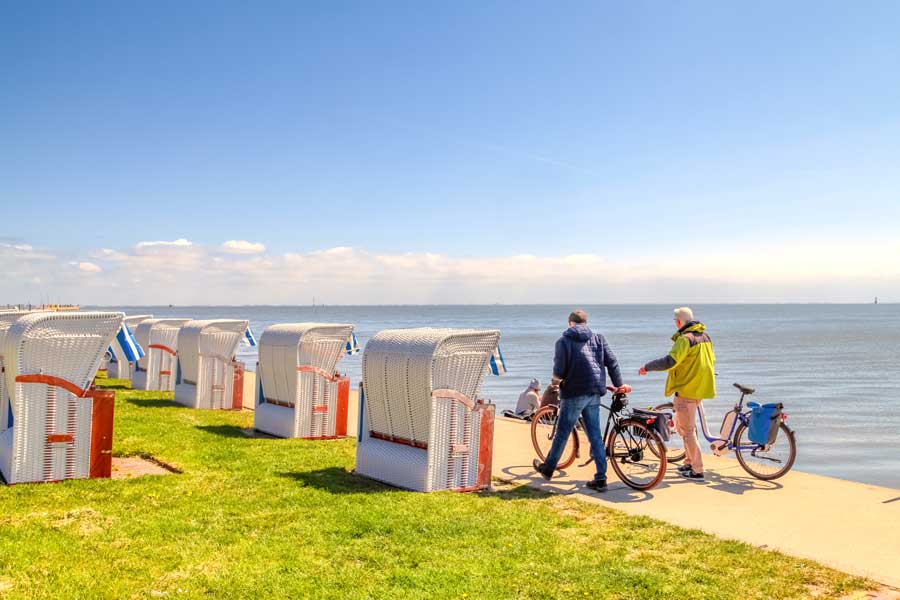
left=639, top=307, right=716, bottom=480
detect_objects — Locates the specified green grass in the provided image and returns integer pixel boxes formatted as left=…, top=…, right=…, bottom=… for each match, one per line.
left=0, top=377, right=872, bottom=599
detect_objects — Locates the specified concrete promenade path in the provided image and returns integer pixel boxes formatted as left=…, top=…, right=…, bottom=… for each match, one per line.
left=491, top=415, right=900, bottom=589
left=241, top=373, right=900, bottom=588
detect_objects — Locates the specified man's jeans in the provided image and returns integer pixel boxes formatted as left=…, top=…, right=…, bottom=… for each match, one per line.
left=542, top=393, right=607, bottom=482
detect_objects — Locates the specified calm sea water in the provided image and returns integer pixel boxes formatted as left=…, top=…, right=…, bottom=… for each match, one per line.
left=92, top=304, right=900, bottom=490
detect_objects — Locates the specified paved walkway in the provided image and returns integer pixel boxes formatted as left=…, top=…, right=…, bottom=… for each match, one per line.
left=242, top=373, right=900, bottom=587
left=490, top=415, right=900, bottom=589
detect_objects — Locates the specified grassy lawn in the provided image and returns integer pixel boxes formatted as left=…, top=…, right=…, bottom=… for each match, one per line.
left=0, top=377, right=872, bottom=599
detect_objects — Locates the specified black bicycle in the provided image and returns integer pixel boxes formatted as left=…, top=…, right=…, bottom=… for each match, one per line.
left=531, top=385, right=668, bottom=490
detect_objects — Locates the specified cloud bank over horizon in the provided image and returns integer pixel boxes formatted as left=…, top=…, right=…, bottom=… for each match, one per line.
left=1, top=237, right=898, bottom=306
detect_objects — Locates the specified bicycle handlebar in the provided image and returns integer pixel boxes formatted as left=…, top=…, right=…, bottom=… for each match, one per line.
left=607, top=385, right=632, bottom=394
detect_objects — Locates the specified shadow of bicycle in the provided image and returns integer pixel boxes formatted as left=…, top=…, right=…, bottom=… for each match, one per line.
left=498, top=462, right=782, bottom=504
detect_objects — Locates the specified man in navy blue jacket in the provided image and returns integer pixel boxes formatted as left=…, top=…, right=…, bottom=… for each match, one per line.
left=533, top=309, right=624, bottom=491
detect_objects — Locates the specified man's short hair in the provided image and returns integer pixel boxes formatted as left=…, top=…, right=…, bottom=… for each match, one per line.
left=568, top=309, right=588, bottom=324
left=674, top=307, right=694, bottom=323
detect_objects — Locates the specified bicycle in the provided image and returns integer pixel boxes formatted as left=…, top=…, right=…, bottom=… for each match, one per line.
left=531, top=385, right=668, bottom=490
left=651, top=383, right=797, bottom=480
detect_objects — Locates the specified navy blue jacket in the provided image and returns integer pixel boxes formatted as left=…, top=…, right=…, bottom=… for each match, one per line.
left=553, top=325, right=623, bottom=400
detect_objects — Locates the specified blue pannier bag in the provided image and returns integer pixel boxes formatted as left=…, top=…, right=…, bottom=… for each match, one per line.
left=747, top=402, right=783, bottom=445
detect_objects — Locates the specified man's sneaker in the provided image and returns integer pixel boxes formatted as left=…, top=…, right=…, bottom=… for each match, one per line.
left=532, top=458, right=552, bottom=481
left=586, top=479, right=607, bottom=492
left=679, top=468, right=705, bottom=480
left=677, top=463, right=693, bottom=473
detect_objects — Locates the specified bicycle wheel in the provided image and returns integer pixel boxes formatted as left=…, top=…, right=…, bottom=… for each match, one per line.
left=733, top=421, right=796, bottom=480
left=651, top=402, right=686, bottom=463
left=607, top=419, right=667, bottom=490
left=531, top=405, right=579, bottom=470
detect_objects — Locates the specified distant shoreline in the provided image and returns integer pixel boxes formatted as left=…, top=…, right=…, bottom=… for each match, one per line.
left=75, top=302, right=898, bottom=308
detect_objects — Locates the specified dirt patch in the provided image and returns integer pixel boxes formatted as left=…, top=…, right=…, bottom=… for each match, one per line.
left=111, top=456, right=179, bottom=479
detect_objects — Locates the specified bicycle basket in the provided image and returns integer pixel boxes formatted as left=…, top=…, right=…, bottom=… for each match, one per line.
left=747, top=401, right=783, bottom=445
left=631, top=408, right=670, bottom=442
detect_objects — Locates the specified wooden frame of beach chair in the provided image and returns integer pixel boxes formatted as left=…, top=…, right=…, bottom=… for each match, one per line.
left=173, top=319, right=248, bottom=410
left=0, top=312, right=122, bottom=484
left=253, top=323, right=355, bottom=439
left=131, top=318, right=190, bottom=392
left=107, top=314, right=152, bottom=380
left=355, top=328, right=500, bottom=492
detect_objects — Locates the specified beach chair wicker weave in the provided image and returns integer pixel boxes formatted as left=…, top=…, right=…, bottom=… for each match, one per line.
left=355, top=328, right=500, bottom=492
left=253, top=323, right=355, bottom=439
left=0, top=311, right=122, bottom=484
left=108, top=314, right=152, bottom=380
left=0, top=311, right=33, bottom=432
left=174, top=319, right=248, bottom=410
left=131, top=318, right=190, bottom=392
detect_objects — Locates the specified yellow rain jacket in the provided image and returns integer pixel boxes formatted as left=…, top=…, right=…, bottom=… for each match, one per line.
left=645, top=322, right=717, bottom=400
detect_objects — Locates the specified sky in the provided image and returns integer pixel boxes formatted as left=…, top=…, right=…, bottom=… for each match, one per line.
left=2, top=1, right=899, bottom=304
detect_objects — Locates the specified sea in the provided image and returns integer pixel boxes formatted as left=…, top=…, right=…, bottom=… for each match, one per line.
left=91, top=304, right=900, bottom=490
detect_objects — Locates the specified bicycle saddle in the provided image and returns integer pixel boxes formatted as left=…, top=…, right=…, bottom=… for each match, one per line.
left=733, top=383, right=755, bottom=395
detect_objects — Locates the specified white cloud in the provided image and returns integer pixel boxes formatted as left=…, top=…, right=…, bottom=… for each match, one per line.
left=221, top=240, right=266, bottom=255
left=77, top=262, right=102, bottom=273
left=93, top=248, right=130, bottom=261
left=1, top=236, right=899, bottom=305
left=135, top=238, right=193, bottom=250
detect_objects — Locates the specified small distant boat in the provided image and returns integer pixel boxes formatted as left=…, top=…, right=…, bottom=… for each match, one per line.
left=875, top=297, right=878, bottom=305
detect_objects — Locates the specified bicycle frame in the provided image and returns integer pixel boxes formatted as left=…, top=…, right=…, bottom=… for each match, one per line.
left=693, top=398, right=760, bottom=452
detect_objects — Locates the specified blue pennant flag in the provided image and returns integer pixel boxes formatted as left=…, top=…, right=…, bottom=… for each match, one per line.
left=345, top=331, right=361, bottom=355
left=489, top=345, right=506, bottom=376
left=116, top=324, right=145, bottom=362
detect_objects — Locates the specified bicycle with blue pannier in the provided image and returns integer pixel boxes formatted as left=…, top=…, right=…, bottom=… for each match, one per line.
left=651, top=383, right=797, bottom=480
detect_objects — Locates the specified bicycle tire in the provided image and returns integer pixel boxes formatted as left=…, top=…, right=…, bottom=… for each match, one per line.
left=651, top=402, right=686, bottom=463
left=530, top=405, right=579, bottom=470
left=733, top=421, right=796, bottom=481
left=607, top=418, right=668, bottom=490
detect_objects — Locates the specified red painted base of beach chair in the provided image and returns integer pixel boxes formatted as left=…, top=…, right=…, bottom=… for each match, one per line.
left=5, top=381, right=116, bottom=484
left=89, top=390, right=115, bottom=479
left=231, top=361, right=245, bottom=410
left=301, top=376, right=350, bottom=440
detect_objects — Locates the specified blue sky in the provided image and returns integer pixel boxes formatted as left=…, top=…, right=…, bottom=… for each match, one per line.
left=2, top=2, right=899, bottom=303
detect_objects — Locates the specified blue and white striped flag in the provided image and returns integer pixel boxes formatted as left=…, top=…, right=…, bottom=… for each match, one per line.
left=488, top=345, right=507, bottom=376
left=116, top=324, right=145, bottom=362
left=345, top=331, right=361, bottom=355
left=243, top=326, right=257, bottom=347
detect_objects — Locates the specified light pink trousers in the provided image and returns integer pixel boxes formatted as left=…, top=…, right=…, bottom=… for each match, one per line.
left=674, top=395, right=704, bottom=473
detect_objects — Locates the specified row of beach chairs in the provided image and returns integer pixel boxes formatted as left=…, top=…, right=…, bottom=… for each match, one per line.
left=0, top=310, right=504, bottom=493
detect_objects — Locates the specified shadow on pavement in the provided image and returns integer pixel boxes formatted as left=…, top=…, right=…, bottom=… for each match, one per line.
left=498, top=462, right=782, bottom=503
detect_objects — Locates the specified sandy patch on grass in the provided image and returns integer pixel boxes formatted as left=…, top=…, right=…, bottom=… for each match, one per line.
left=112, top=456, right=179, bottom=479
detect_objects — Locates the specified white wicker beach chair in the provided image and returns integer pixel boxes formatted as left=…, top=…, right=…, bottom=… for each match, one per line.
left=173, top=319, right=248, bottom=410
left=253, top=323, right=355, bottom=439
left=355, top=328, right=500, bottom=492
left=131, top=318, right=190, bottom=392
left=0, top=311, right=123, bottom=484
left=0, top=311, right=33, bottom=432
left=108, top=314, right=152, bottom=380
